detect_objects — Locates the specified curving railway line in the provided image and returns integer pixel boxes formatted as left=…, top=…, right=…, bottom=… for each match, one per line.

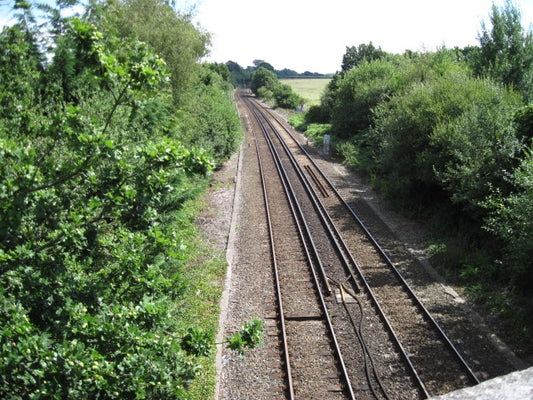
left=220, top=89, right=516, bottom=400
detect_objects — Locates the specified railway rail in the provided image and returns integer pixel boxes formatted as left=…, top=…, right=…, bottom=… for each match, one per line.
left=247, top=91, right=354, bottom=399
left=236, top=89, right=481, bottom=399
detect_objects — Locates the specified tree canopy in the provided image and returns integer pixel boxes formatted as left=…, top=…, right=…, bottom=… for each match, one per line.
left=250, top=66, right=303, bottom=109
left=475, top=0, right=533, bottom=101
left=341, top=42, right=387, bottom=72
left=0, top=1, right=245, bottom=398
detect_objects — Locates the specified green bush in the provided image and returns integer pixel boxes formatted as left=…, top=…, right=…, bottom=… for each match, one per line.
left=305, top=103, right=330, bottom=124
left=273, top=83, right=303, bottom=109
left=178, top=66, right=243, bottom=167
left=251, top=67, right=303, bottom=109
left=430, top=88, right=522, bottom=216
left=288, top=113, right=306, bottom=130
left=250, top=66, right=277, bottom=96
left=368, top=70, right=522, bottom=210
left=226, top=318, right=265, bottom=357
left=0, top=13, right=243, bottom=399
left=484, top=150, right=533, bottom=289
left=330, top=59, right=398, bottom=138
left=304, top=123, right=332, bottom=145
left=307, top=22, right=533, bottom=354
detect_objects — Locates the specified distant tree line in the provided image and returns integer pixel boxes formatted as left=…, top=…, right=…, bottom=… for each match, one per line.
left=292, top=0, right=533, bottom=354
left=226, top=59, right=329, bottom=88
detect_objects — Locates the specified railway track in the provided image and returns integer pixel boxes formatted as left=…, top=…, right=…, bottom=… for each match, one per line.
left=247, top=91, right=354, bottom=399
left=235, top=89, right=481, bottom=399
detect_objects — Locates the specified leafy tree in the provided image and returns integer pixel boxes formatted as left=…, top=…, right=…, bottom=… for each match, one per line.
left=250, top=66, right=303, bottom=109
left=429, top=84, right=523, bottom=216
left=369, top=69, right=522, bottom=211
left=297, top=1, right=533, bottom=353
left=0, top=7, right=244, bottom=397
left=330, top=59, right=397, bottom=138
left=256, top=86, right=274, bottom=101
left=90, top=0, right=209, bottom=105
left=253, top=59, right=274, bottom=71
left=37, top=0, right=81, bottom=39
left=305, top=103, right=331, bottom=124
left=204, top=61, right=230, bottom=82
left=273, top=82, right=303, bottom=109
left=476, top=0, right=533, bottom=101
left=513, top=102, right=533, bottom=141
left=0, top=17, right=209, bottom=398
left=341, top=42, right=387, bottom=72
left=11, top=0, right=38, bottom=28
left=276, top=67, right=300, bottom=78
left=226, top=60, right=250, bottom=87
left=0, top=23, right=43, bottom=133
left=484, top=149, right=533, bottom=289
left=250, top=66, right=277, bottom=96
left=177, top=64, right=242, bottom=165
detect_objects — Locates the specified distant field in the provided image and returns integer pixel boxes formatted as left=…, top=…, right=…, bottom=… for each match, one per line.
left=280, top=78, right=331, bottom=105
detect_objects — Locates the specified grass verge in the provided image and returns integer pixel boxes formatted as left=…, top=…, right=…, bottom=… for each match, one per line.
left=165, top=179, right=228, bottom=399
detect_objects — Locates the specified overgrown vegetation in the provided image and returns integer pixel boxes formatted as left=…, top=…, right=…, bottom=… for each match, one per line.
left=293, top=1, right=533, bottom=356
left=0, top=0, right=261, bottom=398
left=250, top=66, right=304, bottom=109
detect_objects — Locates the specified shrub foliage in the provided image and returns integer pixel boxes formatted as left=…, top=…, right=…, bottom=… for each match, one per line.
left=0, top=1, right=248, bottom=398
left=250, top=66, right=303, bottom=109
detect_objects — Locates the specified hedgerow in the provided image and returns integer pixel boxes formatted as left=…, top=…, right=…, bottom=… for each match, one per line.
left=0, top=3, right=252, bottom=398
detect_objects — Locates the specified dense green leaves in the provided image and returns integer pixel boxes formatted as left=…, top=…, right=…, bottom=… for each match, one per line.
left=369, top=70, right=523, bottom=211
left=250, top=66, right=303, bottom=109
left=225, top=318, right=265, bottom=357
left=0, top=2, right=243, bottom=398
left=476, top=0, right=533, bottom=101
left=273, top=83, right=302, bottom=109
left=250, top=66, right=277, bottom=96
left=484, top=150, right=533, bottom=288
left=330, top=59, right=397, bottom=138
left=341, top=42, right=387, bottom=72
left=177, top=65, right=242, bottom=165
left=92, top=0, right=209, bottom=106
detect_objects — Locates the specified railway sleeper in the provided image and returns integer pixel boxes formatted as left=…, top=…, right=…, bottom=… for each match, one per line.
left=284, top=313, right=323, bottom=321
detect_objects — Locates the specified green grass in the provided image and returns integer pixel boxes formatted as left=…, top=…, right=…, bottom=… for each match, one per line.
left=163, top=181, right=228, bottom=400
left=280, top=78, right=331, bottom=105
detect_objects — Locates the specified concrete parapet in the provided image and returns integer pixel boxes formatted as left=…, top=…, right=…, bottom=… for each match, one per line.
left=430, top=367, right=533, bottom=400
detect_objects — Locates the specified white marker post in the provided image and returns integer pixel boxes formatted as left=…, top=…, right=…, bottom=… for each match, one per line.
left=323, top=134, right=330, bottom=155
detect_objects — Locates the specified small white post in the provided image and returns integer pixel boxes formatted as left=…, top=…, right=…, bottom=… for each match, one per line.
left=323, top=134, right=330, bottom=155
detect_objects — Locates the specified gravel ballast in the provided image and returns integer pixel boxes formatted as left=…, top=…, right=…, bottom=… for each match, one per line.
left=200, top=100, right=526, bottom=400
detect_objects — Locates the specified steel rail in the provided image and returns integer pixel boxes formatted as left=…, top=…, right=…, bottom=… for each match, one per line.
left=245, top=100, right=332, bottom=295
left=264, top=102, right=481, bottom=388
left=244, top=95, right=356, bottom=400
left=247, top=104, right=295, bottom=398
left=251, top=98, right=430, bottom=398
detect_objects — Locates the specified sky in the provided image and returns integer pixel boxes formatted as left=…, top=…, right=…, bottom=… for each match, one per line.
left=1, top=0, right=532, bottom=74
left=192, top=0, right=533, bottom=73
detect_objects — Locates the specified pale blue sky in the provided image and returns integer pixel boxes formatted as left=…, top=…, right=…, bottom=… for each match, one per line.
left=193, top=0, right=533, bottom=73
